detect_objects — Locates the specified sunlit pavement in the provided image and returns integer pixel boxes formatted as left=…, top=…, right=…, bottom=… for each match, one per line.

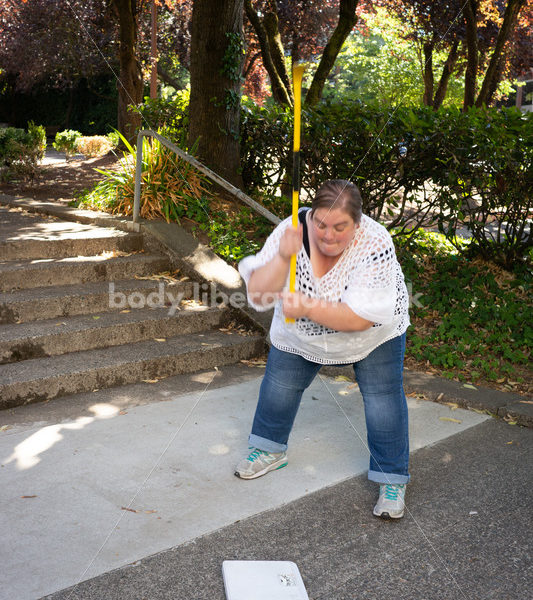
left=0, top=364, right=509, bottom=600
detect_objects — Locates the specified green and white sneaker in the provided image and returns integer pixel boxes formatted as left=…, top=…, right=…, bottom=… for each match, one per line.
left=373, top=484, right=407, bottom=519
left=234, top=448, right=288, bottom=480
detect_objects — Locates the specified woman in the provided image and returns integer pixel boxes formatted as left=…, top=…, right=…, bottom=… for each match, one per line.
left=235, top=180, right=411, bottom=520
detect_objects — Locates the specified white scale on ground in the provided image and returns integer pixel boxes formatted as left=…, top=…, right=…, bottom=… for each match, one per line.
left=223, top=561, right=309, bottom=600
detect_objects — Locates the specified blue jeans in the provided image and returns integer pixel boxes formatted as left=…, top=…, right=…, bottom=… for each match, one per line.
left=248, top=333, right=410, bottom=484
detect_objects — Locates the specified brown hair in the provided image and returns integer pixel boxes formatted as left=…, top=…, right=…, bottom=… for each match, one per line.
left=310, top=180, right=362, bottom=225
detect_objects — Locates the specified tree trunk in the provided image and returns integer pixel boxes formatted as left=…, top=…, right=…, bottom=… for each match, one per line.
left=433, top=40, right=459, bottom=109
left=264, top=10, right=294, bottom=104
left=304, top=0, right=359, bottom=107
left=422, top=41, right=434, bottom=106
left=244, top=0, right=292, bottom=105
left=483, top=54, right=506, bottom=106
left=463, top=0, right=479, bottom=110
left=112, top=0, right=143, bottom=143
left=188, top=0, right=244, bottom=188
left=476, top=0, right=527, bottom=107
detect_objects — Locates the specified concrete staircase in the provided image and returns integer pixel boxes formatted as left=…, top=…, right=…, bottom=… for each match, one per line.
left=0, top=206, right=264, bottom=410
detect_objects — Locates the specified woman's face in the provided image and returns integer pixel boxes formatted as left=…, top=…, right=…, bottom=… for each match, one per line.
left=310, top=207, right=357, bottom=257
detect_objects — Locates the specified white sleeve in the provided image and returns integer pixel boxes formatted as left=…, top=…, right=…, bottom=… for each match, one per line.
left=238, top=217, right=292, bottom=312
left=341, top=230, right=398, bottom=324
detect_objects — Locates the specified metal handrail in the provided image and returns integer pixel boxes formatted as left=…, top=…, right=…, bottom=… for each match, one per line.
left=133, top=129, right=281, bottom=226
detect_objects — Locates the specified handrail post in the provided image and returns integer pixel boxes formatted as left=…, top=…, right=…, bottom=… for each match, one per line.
left=133, top=130, right=147, bottom=223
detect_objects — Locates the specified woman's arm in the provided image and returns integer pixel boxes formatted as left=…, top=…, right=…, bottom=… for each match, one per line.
left=281, top=291, right=374, bottom=332
left=247, top=224, right=303, bottom=307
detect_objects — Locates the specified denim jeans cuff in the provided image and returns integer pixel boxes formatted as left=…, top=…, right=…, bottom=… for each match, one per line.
left=368, top=469, right=410, bottom=485
left=248, top=433, right=287, bottom=453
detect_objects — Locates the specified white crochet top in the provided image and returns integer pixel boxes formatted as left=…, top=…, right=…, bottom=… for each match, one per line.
left=238, top=209, right=410, bottom=364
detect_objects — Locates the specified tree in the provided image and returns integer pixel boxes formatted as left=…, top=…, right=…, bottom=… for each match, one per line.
left=474, top=0, right=529, bottom=106
left=244, top=0, right=359, bottom=106
left=0, top=0, right=145, bottom=139
left=381, top=0, right=530, bottom=109
left=463, top=0, right=479, bottom=108
left=188, top=0, right=244, bottom=187
left=326, top=7, right=460, bottom=106
left=110, top=0, right=143, bottom=141
left=0, top=0, right=113, bottom=92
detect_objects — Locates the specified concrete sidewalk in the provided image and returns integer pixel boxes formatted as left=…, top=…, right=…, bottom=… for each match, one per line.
left=3, top=361, right=528, bottom=600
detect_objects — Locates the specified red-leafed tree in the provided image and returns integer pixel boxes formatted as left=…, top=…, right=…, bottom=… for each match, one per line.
left=244, top=0, right=360, bottom=106
left=380, top=0, right=531, bottom=109
left=0, top=0, right=114, bottom=92
left=473, top=0, right=530, bottom=107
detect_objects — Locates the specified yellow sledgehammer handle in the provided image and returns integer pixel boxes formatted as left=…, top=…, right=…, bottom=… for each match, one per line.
left=286, top=63, right=305, bottom=323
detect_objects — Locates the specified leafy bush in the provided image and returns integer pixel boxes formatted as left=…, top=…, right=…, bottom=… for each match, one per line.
left=398, top=230, right=531, bottom=391
left=27, top=121, right=46, bottom=161
left=106, top=130, right=121, bottom=149
left=240, top=100, right=533, bottom=268
left=78, top=131, right=212, bottom=223
left=136, top=89, right=190, bottom=147
left=196, top=206, right=273, bottom=264
left=429, top=107, right=533, bottom=269
left=0, top=122, right=46, bottom=182
left=75, top=135, right=114, bottom=158
left=53, top=129, right=82, bottom=158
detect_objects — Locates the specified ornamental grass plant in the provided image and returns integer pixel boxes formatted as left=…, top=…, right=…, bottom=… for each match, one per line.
left=78, top=131, right=212, bottom=223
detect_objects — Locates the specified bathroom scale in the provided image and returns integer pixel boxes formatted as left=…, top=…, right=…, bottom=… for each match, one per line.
left=222, top=560, right=309, bottom=600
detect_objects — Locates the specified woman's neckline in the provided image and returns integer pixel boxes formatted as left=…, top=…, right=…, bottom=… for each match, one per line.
left=305, top=210, right=360, bottom=280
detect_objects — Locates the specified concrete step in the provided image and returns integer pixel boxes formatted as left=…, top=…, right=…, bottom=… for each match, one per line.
left=0, top=305, right=232, bottom=364
left=0, top=253, right=170, bottom=292
left=0, top=232, right=144, bottom=261
left=0, top=204, right=143, bottom=260
left=0, top=279, right=194, bottom=323
left=0, top=329, right=265, bottom=409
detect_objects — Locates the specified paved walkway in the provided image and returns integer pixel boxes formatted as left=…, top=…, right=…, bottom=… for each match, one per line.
left=1, top=363, right=531, bottom=600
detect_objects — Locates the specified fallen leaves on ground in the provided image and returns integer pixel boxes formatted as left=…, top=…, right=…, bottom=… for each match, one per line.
left=240, top=358, right=267, bottom=367
left=439, top=416, right=462, bottom=424
left=98, top=250, right=135, bottom=259
left=134, top=270, right=183, bottom=283
left=121, top=506, right=158, bottom=514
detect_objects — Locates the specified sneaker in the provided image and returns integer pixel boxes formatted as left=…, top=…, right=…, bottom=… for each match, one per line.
left=234, top=448, right=288, bottom=480
left=373, top=484, right=406, bottom=519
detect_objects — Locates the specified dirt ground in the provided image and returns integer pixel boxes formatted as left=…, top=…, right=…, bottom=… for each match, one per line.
left=0, top=152, right=120, bottom=204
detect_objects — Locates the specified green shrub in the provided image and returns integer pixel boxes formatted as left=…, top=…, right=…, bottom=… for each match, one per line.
left=0, top=122, right=46, bottom=182
left=53, top=129, right=82, bottom=158
left=106, top=131, right=121, bottom=149
left=240, top=100, right=532, bottom=268
left=429, top=107, right=533, bottom=269
left=398, top=230, right=531, bottom=387
left=0, top=127, right=28, bottom=166
left=136, top=89, right=190, bottom=147
left=27, top=121, right=46, bottom=161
